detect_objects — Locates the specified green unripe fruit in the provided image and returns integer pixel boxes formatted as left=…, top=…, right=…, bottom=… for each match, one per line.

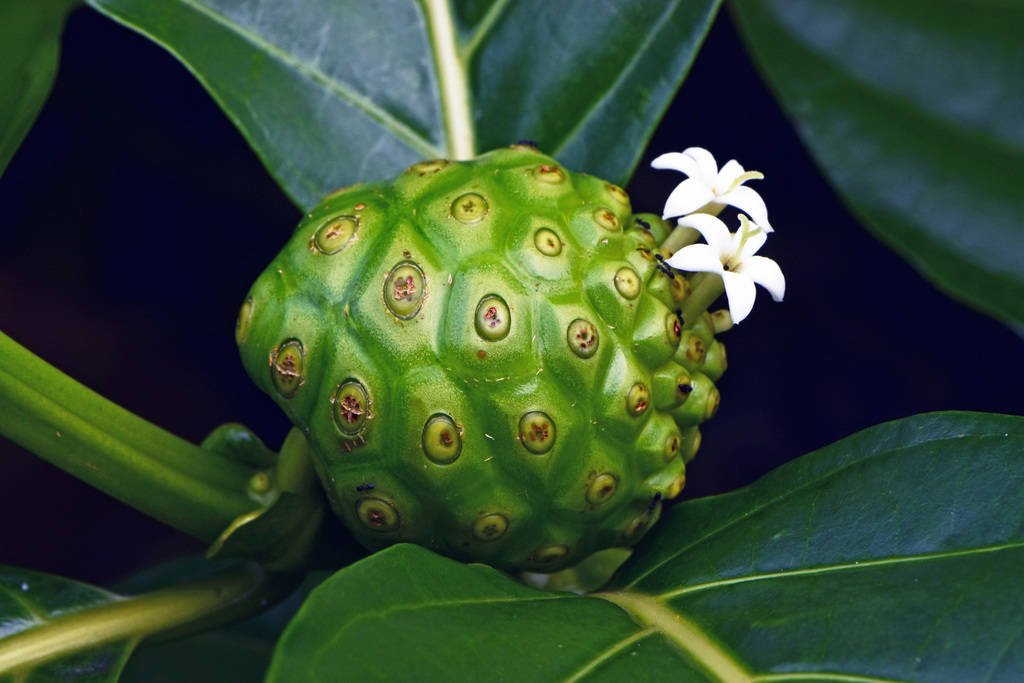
left=237, top=146, right=727, bottom=572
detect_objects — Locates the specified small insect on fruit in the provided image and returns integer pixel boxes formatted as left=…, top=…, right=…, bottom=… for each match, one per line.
left=236, top=146, right=726, bottom=572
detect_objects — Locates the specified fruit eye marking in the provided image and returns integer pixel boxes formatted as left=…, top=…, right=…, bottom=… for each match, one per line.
left=473, top=513, right=509, bottom=541
left=613, top=267, right=640, bottom=300
left=532, top=544, right=568, bottom=564
left=518, top=411, right=556, bottom=454
left=383, top=261, right=426, bottom=319
left=586, top=473, right=618, bottom=505
left=533, top=227, right=562, bottom=256
left=332, top=380, right=370, bottom=437
left=566, top=319, right=599, bottom=358
left=338, top=395, right=364, bottom=423
left=593, top=207, right=621, bottom=231
left=393, top=275, right=416, bottom=301
left=356, top=497, right=399, bottom=531
left=235, top=297, right=254, bottom=346
left=635, top=217, right=651, bottom=231
left=534, top=164, right=565, bottom=184
left=452, top=192, right=489, bottom=224
left=474, top=295, right=511, bottom=341
left=649, top=492, right=663, bottom=511
left=666, top=313, right=683, bottom=344
left=356, top=483, right=375, bottom=492
left=664, top=435, right=681, bottom=460
left=270, top=339, right=304, bottom=398
left=627, top=383, right=651, bottom=415
left=422, top=414, right=462, bottom=464
left=312, top=215, right=358, bottom=254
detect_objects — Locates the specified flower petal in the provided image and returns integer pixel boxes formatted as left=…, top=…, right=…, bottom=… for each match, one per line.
left=715, top=159, right=746, bottom=192
left=738, top=225, right=767, bottom=262
left=721, top=271, right=757, bottom=324
left=662, top=178, right=716, bottom=219
left=675, top=213, right=732, bottom=250
left=720, top=185, right=773, bottom=232
left=651, top=152, right=700, bottom=178
left=665, top=244, right=725, bottom=275
left=683, top=147, right=719, bottom=185
left=737, top=255, right=785, bottom=301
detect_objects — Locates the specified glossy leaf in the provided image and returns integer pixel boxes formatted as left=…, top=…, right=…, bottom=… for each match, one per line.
left=119, top=568, right=329, bottom=683
left=84, top=0, right=720, bottom=209
left=0, top=566, right=131, bottom=682
left=269, top=412, right=1024, bottom=681
left=0, top=0, right=78, bottom=177
left=731, top=0, right=1024, bottom=326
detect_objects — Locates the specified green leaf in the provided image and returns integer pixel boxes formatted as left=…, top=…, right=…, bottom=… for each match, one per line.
left=83, top=0, right=720, bottom=208
left=269, top=412, right=1024, bottom=681
left=0, top=566, right=131, bottom=682
left=266, top=544, right=709, bottom=682
left=0, top=561, right=273, bottom=683
left=119, top=569, right=329, bottom=683
left=0, top=0, right=79, bottom=177
left=731, top=0, right=1024, bottom=326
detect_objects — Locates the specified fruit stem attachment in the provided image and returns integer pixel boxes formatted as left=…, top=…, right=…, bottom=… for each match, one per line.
left=681, top=274, right=725, bottom=324
left=661, top=224, right=701, bottom=253
left=0, top=562, right=288, bottom=676
left=0, top=330, right=258, bottom=542
left=422, top=0, right=476, bottom=159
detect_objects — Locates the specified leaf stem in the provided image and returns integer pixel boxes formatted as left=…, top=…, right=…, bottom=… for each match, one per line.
left=0, top=331, right=257, bottom=541
left=421, top=0, right=475, bottom=158
left=0, top=563, right=273, bottom=676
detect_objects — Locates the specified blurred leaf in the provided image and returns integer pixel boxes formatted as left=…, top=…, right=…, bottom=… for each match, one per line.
left=731, top=0, right=1024, bottom=326
left=0, top=0, right=78, bottom=177
left=0, top=566, right=131, bottom=682
left=120, top=570, right=329, bottom=683
left=84, top=0, right=720, bottom=209
left=268, top=412, right=1024, bottom=681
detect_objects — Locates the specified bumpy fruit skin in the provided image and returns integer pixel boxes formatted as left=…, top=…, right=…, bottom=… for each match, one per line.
left=236, top=146, right=726, bottom=572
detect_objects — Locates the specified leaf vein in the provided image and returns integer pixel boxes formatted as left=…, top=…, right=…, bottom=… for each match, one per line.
left=621, top=432, right=1023, bottom=588
left=172, top=0, right=440, bottom=157
left=562, top=627, right=656, bottom=682
left=658, top=542, right=1024, bottom=600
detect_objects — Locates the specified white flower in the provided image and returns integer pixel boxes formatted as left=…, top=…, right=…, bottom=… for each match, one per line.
left=652, top=147, right=773, bottom=232
left=666, top=213, right=785, bottom=324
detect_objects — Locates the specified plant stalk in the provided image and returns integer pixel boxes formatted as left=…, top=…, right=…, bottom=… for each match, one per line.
left=0, top=563, right=276, bottom=676
left=0, top=331, right=257, bottom=541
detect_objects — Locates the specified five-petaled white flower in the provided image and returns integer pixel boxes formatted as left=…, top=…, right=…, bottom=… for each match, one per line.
left=652, top=147, right=773, bottom=232
left=666, top=213, right=785, bottom=324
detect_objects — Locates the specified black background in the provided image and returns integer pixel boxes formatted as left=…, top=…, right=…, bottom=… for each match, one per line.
left=1, top=6, right=1021, bottom=586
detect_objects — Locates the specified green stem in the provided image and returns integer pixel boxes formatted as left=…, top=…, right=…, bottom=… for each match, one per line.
left=681, top=274, right=725, bottom=323
left=0, top=563, right=276, bottom=676
left=661, top=225, right=701, bottom=253
left=422, top=0, right=476, bottom=158
left=0, top=331, right=256, bottom=541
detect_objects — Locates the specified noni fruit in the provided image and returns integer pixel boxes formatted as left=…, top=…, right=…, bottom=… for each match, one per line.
left=235, top=145, right=726, bottom=572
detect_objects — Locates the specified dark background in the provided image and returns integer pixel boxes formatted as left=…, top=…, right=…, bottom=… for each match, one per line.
left=1, top=6, right=1021, bottom=586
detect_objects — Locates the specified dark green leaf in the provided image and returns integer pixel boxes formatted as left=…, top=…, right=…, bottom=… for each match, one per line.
left=84, top=0, right=720, bottom=208
left=120, top=571, right=328, bottom=683
left=269, top=412, right=1024, bottom=681
left=608, top=411, right=1024, bottom=680
left=0, top=566, right=131, bottom=682
left=731, top=0, right=1024, bottom=326
left=0, top=0, right=78, bottom=177
left=266, top=543, right=711, bottom=681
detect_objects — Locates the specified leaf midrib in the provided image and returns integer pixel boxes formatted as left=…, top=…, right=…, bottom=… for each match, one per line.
left=172, top=0, right=440, bottom=158
left=620, top=430, right=1023, bottom=588
left=658, top=541, right=1024, bottom=600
